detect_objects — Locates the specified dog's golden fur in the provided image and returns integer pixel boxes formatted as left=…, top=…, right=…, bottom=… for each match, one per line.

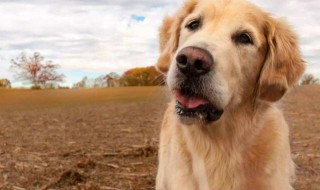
left=155, top=0, right=305, bottom=190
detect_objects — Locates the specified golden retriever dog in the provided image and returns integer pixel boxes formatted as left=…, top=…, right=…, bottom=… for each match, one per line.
left=155, top=0, right=305, bottom=189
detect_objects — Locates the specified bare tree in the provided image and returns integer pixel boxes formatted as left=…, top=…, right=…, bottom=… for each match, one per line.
left=73, top=76, right=88, bottom=89
left=94, top=76, right=106, bottom=88
left=300, top=73, right=320, bottom=85
left=11, top=52, right=65, bottom=88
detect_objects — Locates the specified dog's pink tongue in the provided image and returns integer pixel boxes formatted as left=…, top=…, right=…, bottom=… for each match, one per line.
left=175, top=91, right=209, bottom=109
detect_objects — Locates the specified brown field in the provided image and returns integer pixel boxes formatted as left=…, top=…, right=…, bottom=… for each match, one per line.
left=0, top=86, right=319, bottom=190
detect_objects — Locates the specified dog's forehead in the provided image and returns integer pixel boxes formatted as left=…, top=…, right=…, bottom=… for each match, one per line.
left=192, top=0, right=265, bottom=23
left=184, top=0, right=267, bottom=40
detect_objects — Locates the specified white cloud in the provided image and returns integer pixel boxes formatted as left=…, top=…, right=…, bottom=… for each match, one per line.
left=0, top=0, right=318, bottom=87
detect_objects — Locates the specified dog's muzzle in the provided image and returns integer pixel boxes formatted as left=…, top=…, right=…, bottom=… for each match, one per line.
left=176, top=46, right=214, bottom=77
left=172, top=46, right=224, bottom=123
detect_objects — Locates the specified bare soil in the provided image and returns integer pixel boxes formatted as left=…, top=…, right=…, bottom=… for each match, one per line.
left=0, top=86, right=319, bottom=190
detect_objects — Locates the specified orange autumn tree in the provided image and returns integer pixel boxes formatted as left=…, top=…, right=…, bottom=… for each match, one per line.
left=121, top=66, right=165, bottom=86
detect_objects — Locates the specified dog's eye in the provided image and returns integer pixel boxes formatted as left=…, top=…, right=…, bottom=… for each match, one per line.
left=236, top=33, right=253, bottom=45
left=186, top=19, right=201, bottom=31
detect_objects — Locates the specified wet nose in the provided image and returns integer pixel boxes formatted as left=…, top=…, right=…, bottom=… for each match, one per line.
left=176, top=46, right=213, bottom=77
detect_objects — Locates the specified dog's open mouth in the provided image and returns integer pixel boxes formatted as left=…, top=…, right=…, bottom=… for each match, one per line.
left=174, top=90, right=224, bottom=122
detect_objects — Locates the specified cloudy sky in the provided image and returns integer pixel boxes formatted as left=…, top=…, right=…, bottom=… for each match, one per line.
left=0, top=0, right=319, bottom=87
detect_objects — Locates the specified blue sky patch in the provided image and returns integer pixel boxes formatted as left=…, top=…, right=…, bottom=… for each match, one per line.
left=131, top=15, right=145, bottom=22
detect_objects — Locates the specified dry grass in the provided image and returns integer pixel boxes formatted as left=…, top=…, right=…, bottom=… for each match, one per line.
left=0, top=87, right=166, bottom=110
left=0, top=86, right=319, bottom=189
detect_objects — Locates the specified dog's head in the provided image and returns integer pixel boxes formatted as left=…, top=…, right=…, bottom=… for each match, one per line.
left=156, top=0, right=305, bottom=124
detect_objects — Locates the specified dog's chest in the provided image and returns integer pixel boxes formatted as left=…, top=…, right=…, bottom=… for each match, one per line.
left=183, top=131, right=211, bottom=190
left=179, top=128, right=245, bottom=190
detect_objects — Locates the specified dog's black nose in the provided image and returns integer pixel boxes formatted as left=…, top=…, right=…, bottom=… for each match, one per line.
left=176, top=46, right=213, bottom=77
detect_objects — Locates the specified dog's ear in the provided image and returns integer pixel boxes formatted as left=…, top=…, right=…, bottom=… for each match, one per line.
left=156, top=16, right=176, bottom=73
left=258, top=17, right=305, bottom=102
left=156, top=0, right=197, bottom=74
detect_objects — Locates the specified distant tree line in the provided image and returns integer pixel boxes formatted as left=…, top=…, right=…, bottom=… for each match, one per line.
left=73, top=66, right=165, bottom=88
left=73, top=73, right=121, bottom=89
left=5, top=51, right=166, bottom=89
